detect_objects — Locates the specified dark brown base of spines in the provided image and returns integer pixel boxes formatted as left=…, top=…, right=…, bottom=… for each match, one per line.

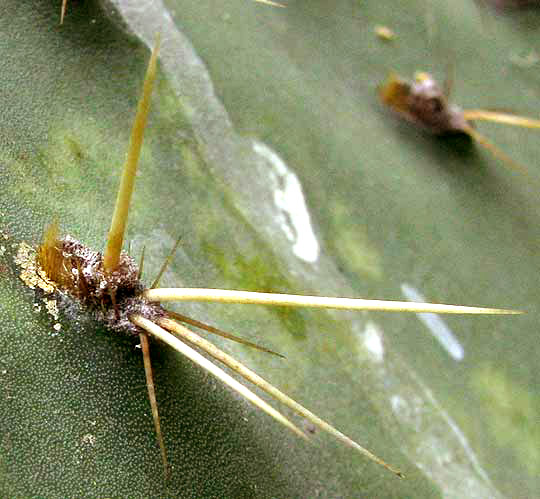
left=38, top=230, right=164, bottom=335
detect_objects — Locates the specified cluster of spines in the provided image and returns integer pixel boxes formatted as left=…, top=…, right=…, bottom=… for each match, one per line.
left=33, top=32, right=523, bottom=482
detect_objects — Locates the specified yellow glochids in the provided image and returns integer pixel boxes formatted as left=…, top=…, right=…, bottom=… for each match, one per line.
left=36, top=38, right=521, bottom=481
left=379, top=71, right=540, bottom=176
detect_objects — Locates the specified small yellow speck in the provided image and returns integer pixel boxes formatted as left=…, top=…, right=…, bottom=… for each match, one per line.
left=43, top=298, right=59, bottom=321
left=82, top=433, right=96, bottom=446
left=14, top=242, right=56, bottom=293
left=374, top=25, right=395, bottom=41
